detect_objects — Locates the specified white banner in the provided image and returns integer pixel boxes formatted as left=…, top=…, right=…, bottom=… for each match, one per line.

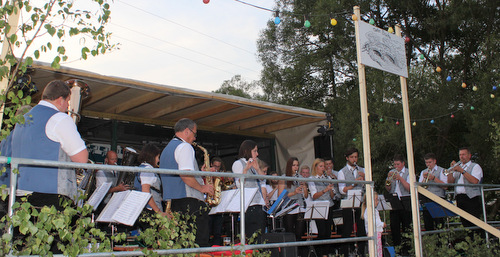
left=359, top=21, right=408, bottom=78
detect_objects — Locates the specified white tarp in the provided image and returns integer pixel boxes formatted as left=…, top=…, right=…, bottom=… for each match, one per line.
left=273, top=121, right=323, bottom=174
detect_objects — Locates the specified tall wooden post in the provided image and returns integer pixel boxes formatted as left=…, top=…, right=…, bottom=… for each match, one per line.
left=0, top=2, right=21, bottom=130
left=395, top=24, right=423, bottom=257
left=353, top=6, right=377, bottom=257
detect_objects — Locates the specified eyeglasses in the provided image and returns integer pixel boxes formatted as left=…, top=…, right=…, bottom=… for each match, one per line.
left=188, top=128, right=197, bottom=137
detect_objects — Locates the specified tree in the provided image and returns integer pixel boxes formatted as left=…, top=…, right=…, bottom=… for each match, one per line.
left=257, top=0, right=499, bottom=186
left=0, top=0, right=117, bottom=139
left=213, top=74, right=260, bottom=99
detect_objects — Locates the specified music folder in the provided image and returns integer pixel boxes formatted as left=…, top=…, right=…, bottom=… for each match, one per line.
left=86, top=182, right=112, bottom=210
left=96, top=190, right=151, bottom=226
left=266, top=189, right=288, bottom=215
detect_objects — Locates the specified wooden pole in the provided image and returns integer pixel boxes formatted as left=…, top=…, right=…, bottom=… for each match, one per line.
left=395, top=24, right=423, bottom=257
left=418, top=186, right=500, bottom=238
left=0, top=1, right=21, bottom=130
left=353, top=6, right=377, bottom=257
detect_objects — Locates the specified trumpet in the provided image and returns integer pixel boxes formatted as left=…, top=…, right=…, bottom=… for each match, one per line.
left=386, top=170, right=398, bottom=187
left=443, top=161, right=462, bottom=176
left=423, top=168, right=431, bottom=189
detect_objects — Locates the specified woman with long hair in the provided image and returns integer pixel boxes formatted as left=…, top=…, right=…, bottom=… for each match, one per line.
left=278, top=157, right=308, bottom=241
left=231, top=140, right=267, bottom=243
left=309, top=158, right=336, bottom=257
left=134, top=143, right=167, bottom=216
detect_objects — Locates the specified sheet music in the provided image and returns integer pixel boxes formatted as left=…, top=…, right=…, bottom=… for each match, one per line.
left=209, top=189, right=237, bottom=215
left=97, top=191, right=129, bottom=223
left=112, top=191, right=151, bottom=226
left=86, top=182, right=112, bottom=210
left=275, top=203, right=299, bottom=218
left=304, top=200, right=329, bottom=219
left=376, top=195, right=392, bottom=211
left=226, top=188, right=258, bottom=212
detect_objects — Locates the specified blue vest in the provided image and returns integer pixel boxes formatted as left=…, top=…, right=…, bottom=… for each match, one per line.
left=0, top=133, right=13, bottom=187
left=12, top=105, right=72, bottom=195
left=159, top=139, right=186, bottom=200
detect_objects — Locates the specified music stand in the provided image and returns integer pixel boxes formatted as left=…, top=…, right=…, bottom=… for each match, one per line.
left=376, top=195, right=392, bottom=234
left=304, top=200, right=329, bottom=257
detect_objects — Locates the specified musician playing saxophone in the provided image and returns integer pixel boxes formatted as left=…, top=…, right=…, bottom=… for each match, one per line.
left=159, top=118, right=214, bottom=247
left=418, top=153, right=447, bottom=231
left=95, top=150, right=131, bottom=204
left=447, top=147, right=483, bottom=237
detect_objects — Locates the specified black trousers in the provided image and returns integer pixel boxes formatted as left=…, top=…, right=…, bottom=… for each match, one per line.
left=209, top=213, right=224, bottom=245
left=340, top=207, right=366, bottom=257
left=284, top=212, right=306, bottom=241
left=171, top=197, right=210, bottom=247
left=456, top=194, right=483, bottom=238
left=245, top=205, right=267, bottom=243
left=390, top=208, right=411, bottom=251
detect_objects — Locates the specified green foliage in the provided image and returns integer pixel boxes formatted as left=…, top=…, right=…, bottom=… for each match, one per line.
left=401, top=227, right=500, bottom=257
left=0, top=0, right=117, bottom=140
left=213, top=75, right=261, bottom=99
left=0, top=195, right=116, bottom=256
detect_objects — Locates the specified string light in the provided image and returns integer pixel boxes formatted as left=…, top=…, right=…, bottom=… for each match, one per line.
left=274, top=11, right=281, bottom=25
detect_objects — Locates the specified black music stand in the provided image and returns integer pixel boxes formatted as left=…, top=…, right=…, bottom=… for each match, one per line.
left=384, top=193, right=404, bottom=210
left=304, top=200, right=329, bottom=257
left=376, top=195, right=392, bottom=234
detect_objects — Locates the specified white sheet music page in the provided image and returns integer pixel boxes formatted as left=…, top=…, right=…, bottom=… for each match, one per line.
left=226, top=188, right=258, bottom=213
left=112, top=191, right=151, bottom=226
left=209, top=189, right=237, bottom=215
left=96, top=191, right=129, bottom=223
left=86, top=182, right=112, bottom=210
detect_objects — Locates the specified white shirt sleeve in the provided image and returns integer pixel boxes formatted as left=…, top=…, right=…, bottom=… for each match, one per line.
left=46, top=112, right=86, bottom=156
left=439, top=168, right=448, bottom=183
left=95, top=170, right=107, bottom=188
left=232, top=159, right=244, bottom=188
left=338, top=171, right=346, bottom=195
left=174, top=142, right=196, bottom=171
left=471, top=164, right=483, bottom=182
left=418, top=170, right=425, bottom=183
left=308, top=181, right=317, bottom=195
left=140, top=172, right=157, bottom=185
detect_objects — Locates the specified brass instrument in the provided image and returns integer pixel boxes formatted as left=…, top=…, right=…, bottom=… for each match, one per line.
left=116, top=146, right=140, bottom=187
left=386, top=170, right=398, bottom=187
left=423, top=168, right=431, bottom=189
left=443, top=161, right=462, bottom=176
left=66, top=79, right=90, bottom=124
left=192, top=142, right=221, bottom=206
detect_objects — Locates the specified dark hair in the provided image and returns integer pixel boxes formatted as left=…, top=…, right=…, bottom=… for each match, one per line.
left=138, top=143, right=161, bottom=167
left=285, top=157, right=299, bottom=187
left=393, top=154, right=405, bottom=163
left=344, top=147, right=359, bottom=157
left=42, top=80, right=71, bottom=100
left=238, top=140, right=257, bottom=160
left=459, top=147, right=471, bottom=154
left=211, top=156, right=226, bottom=172
left=323, top=156, right=333, bottom=162
left=174, top=118, right=196, bottom=133
left=424, top=153, right=436, bottom=160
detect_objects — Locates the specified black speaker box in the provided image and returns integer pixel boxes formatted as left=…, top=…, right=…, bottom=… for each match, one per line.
left=261, top=232, right=297, bottom=257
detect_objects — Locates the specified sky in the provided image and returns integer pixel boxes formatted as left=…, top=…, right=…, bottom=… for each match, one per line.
left=52, top=0, right=275, bottom=92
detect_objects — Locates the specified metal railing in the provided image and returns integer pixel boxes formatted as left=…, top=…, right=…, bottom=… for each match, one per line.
left=0, top=156, right=377, bottom=256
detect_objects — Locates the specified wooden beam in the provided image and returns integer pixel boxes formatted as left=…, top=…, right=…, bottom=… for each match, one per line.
left=418, top=186, right=500, bottom=238
left=223, top=113, right=290, bottom=130
left=200, top=108, right=268, bottom=127
left=85, top=86, right=128, bottom=105
left=149, top=97, right=207, bottom=118
left=104, top=92, right=165, bottom=113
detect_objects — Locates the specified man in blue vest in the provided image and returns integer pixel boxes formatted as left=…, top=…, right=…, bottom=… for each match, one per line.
left=11, top=80, right=88, bottom=210
left=159, top=118, right=214, bottom=247
left=447, top=147, right=483, bottom=237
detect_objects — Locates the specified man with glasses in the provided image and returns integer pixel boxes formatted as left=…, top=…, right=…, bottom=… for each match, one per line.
left=159, top=118, right=214, bottom=247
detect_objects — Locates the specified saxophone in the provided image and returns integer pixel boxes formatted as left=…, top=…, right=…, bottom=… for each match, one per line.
left=192, top=142, right=222, bottom=206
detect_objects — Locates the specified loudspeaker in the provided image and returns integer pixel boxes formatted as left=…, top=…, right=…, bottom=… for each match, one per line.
left=262, top=232, right=297, bottom=257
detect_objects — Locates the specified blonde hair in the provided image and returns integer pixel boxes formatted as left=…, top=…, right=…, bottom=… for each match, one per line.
left=311, top=158, right=325, bottom=177
left=361, top=191, right=379, bottom=220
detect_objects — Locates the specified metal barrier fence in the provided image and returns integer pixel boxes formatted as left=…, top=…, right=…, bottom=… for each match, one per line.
left=0, top=156, right=377, bottom=257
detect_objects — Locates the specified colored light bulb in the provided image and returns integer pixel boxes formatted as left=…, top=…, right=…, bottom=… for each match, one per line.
left=304, top=20, right=311, bottom=28
left=472, top=86, right=478, bottom=91
left=274, top=16, right=281, bottom=25
left=419, top=54, right=424, bottom=60
left=412, top=122, right=417, bottom=126
left=388, top=27, right=394, bottom=33
left=352, top=14, right=357, bottom=21
left=203, top=0, right=210, bottom=4
left=436, top=67, right=441, bottom=72
left=331, top=18, right=337, bottom=26
left=462, top=82, right=467, bottom=88
left=369, top=19, right=375, bottom=25
left=430, top=120, right=435, bottom=124
left=446, top=76, right=452, bottom=82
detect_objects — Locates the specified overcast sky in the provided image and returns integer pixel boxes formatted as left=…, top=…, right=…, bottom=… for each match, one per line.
left=59, top=0, right=274, bottom=92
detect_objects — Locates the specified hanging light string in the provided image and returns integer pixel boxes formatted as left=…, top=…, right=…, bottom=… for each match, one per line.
left=368, top=108, right=464, bottom=125
left=232, top=0, right=274, bottom=12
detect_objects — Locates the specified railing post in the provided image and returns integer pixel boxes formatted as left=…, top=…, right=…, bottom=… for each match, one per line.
left=7, top=160, right=18, bottom=242
left=239, top=177, right=246, bottom=250
left=481, top=185, right=489, bottom=243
